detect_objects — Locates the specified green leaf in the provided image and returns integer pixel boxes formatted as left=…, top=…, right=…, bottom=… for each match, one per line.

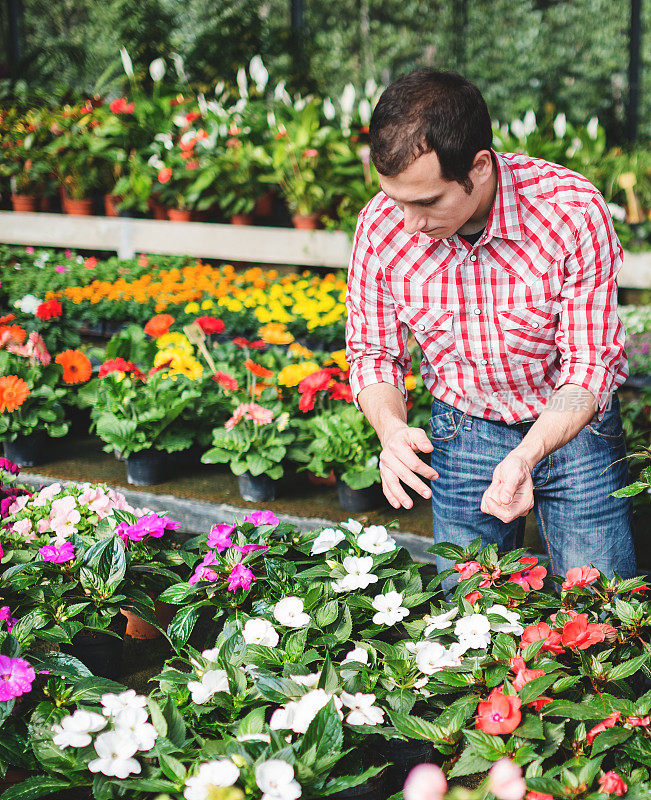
left=448, top=745, right=494, bottom=778
left=518, top=674, right=559, bottom=705
left=299, top=700, right=343, bottom=773
left=316, top=600, right=339, bottom=628
left=513, top=714, right=545, bottom=740
left=0, top=776, right=72, bottom=800
left=611, top=481, right=647, bottom=497
left=464, top=729, right=508, bottom=760
left=608, top=652, right=649, bottom=682
left=542, top=700, right=609, bottom=720
left=591, top=727, right=633, bottom=756
left=157, top=582, right=199, bottom=605
left=388, top=710, right=447, bottom=743
left=28, top=651, right=92, bottom=681
left=167, top=604, right=203, bottom=650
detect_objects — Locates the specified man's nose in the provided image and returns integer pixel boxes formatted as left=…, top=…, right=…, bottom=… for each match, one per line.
left=402, top=206, right=426, bottom=234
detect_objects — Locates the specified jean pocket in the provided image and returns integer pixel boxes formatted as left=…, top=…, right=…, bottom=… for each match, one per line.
left=497, top=303, right=561, bottom=364
left=586, top=409, right=625, bottom=442
left=430, top=404, right=465, bottom=441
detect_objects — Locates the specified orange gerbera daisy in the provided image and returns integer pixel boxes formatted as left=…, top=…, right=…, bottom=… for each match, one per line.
left=0, top=325, right=27, bottom=347
left=144, top=314, right=174, bottom=338
left=0, top=375, right=30, bottom=412
left=244, top=359, right=274, bottom=380
left=0, top=314, right=16, bottom=325
left=55, top=350, right=92, bottom=384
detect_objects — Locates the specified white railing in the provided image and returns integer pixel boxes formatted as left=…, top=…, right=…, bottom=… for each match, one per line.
left=1, top=211, right=650, bottom=288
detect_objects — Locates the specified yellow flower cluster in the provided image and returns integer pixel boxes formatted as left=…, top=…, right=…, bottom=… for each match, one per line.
left=154, top=333, right=204, bottom=380
left=277, top=361, right=321, bottom=387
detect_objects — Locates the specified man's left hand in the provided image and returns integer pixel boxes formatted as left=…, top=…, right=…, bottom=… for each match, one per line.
left=481, top=453, right=534, bottom=523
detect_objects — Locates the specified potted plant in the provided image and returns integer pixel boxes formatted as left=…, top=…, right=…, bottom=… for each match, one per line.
left=0, top=108, right=54, bottom=212
left=87, top=356, right=200, bottom=485
left=0, top=330, right=69, bottom=466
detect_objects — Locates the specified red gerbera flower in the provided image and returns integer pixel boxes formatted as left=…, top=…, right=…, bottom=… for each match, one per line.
left=36, top=299, right=63, bottom=320
left=98, top=358, right=145, bottom=380
left=195, top=316, right=225, bottom=335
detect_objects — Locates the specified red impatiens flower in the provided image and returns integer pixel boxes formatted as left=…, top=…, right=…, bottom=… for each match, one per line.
left=464, top=591, right=483, bottom=604
left=232, top=337, right=266, bottom=350
left=36, top=299, right=63, bottom=320
left=158, top=167, right=173, bottom=184
left=598, top=771, right=627, bottom=796
left=98, top=358, right=145, bottom=380
left=629, top=584, right=648, bottom=594
left=510, top=556, right=547, bottom=591
left=195, top=316, right=225, bottom=335
left=212, top=371, right=238, bottom=391
left=520, top=622, right=564, bottom=655
left=476, top=687, right=522, bottom=735
left=627, top=716, right=651, bottom=728
left=526, top=793, right=553, bottom=800
left=510, top=657, right=545, bottom=692
left=562, top=565, right=600, bottom=590
left=587, top=711, right=621, bottom=746
left=109, top=97, right=135, bottom=114
left=560, top=613, right=606, bottom=650
left=455, top=561, right=482, bottom=581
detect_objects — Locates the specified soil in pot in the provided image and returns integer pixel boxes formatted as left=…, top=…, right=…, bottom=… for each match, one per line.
left=4, top=432, right=48, bottom=467
left=121, top=600, right=175, bottom=640
left=125, top=449, right=168, bottom=485
left=336, top=478, right=383, bottom=512
left=307, top=469, right=337, bottom=487
left=60, top=614, right=127, bottom=679
left=238, top=471, right=277, bottom=502
left=11, top=194, right=37, bottom=212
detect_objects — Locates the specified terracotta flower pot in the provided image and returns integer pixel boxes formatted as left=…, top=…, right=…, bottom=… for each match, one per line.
left=121, top=599, right=176, bottom=639
left=63, top=195, right=93, bottom=216
left=254, top=191, right=275, bottom=217
left=307, top=469, right=337, bottom=487
left=292, top=213, right=321, bottom=229
left=168, top=207, right=194, bottom=222
left=104, top=194, right=121, bottom=217
left=230, top=213, right=254, bottom=225
left=10, top=194, right=37, bottom=212
left=39, top=195, right=52, bottom=212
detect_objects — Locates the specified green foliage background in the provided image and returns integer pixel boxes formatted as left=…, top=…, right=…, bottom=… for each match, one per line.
left=2, top=0, right=649, bottom=140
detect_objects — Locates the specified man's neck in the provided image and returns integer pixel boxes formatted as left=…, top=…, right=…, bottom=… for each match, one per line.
left=456, top=158, right=498, bottom=236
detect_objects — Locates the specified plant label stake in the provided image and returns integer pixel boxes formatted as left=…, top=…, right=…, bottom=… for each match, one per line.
left=618, top=172, right=643, bottom=224
left=183, top=323, right=217, bottom=373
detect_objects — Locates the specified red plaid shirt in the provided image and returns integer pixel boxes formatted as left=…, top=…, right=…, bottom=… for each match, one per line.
left=345, top=151, right=628, bottom=424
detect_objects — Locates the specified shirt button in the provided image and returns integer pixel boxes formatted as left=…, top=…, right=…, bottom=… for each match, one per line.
left=532, top=322, right=540, bottom=329
left=418, top=323, right=425, bottom=331
left=480, top=359, right=488, bottom=365
left=492, top=391, right=499, bottom=396
left=469, top=254, right=477, bottom=262
left=473, top=308, right=481, bottom=315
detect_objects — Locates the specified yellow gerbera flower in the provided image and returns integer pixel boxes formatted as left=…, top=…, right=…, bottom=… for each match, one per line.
left=277, top=361, right=320, bottom=387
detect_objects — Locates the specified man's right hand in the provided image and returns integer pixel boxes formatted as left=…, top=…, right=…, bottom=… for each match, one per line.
left=379, top=425, right=438, bottom=509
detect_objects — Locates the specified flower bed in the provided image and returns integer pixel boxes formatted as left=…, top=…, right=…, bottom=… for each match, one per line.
left=1, top=460, right=650, bottom=800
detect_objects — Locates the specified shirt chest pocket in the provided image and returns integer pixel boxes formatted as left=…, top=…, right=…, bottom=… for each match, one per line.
left=497, top=303, right=561, bottom=364
left=396, top=305, right=461, bottom=367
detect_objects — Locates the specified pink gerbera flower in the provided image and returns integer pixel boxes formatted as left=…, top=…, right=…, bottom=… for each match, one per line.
left=0, top=655, right=36, bottom=701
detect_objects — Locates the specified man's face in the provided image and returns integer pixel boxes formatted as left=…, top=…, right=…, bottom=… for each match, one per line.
left=378, top=149, right=492, bottom=239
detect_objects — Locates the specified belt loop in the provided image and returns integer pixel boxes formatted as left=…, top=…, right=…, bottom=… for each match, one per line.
left=463, top=413, right=473, bottom=430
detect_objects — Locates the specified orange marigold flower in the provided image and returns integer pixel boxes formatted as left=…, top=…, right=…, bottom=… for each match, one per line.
left=244, top=359, right=274, bottom=379
left=144, top=314, right=174, bottom=338
left=55, top=350, right=92, bottom=384
left=0, top=375, right=30, bottom=412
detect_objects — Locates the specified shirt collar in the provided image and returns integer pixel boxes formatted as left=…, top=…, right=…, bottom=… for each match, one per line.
left=484, top=150, right=525, bottom=243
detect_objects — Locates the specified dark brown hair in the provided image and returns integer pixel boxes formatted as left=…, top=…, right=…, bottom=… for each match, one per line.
left=369, top=68, right=492, bottom=193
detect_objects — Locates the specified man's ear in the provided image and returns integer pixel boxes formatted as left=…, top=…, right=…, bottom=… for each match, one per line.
left=472, top=150, right=494, bottom=183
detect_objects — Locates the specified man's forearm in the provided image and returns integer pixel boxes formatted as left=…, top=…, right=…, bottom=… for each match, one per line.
left=511, top=384, right=599, bottom=471
left=357, top=382, right=409, bottom=446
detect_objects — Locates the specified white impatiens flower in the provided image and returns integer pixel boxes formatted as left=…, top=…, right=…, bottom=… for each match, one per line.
left=311, top=527, right=345, bottom=555
left=342, top=647, right=369, bottom=666
left=187, top=669, right=230, bottom=705
left=553, top=112, right=567, bottom=139
left=358, top=98, right=372, bottom=126
left=112, top=707, right=157, bottom=752
left=243, top=618, right=279, bottom=647
left=249, top=55, right=269, bottom=93
left=290, top=672, right=320, bottom=688
left=273, top=597, right=311, bottom=628
left=423, top=608, right=457, bottom=634
left=256, top=760, right=302, bottom=800
left=587, top=116, right=599, bottom=140
left=149, top=57, right=166, bottom=82
left=340, top=518, right=362, bottom=535
left=322, top=97, right=336, bottom=120
left=340, top=83, right=356, bottom=115
left=455, top=614, right=492, bottom=650
left=14, top=294, right=42, bottom=314
left=236, top=67, right=249, bottom=98
left=510, top=118, right=526, bottom=139
left=333, top=556, right=378, bottom=593
left=52, top=710, right=107, bottom=748
left=372, top=592, right=409, bottom=626
left=184, top=759, right=241, bottom=800
left=270, top=690, right=342, bottom=734
left=101, top=690, right=148, bottom=719
left=523, top=109, right=537, bottom=135
left=340, top=692, right=385, bottom=726
left=88, top=730, right=140, bottom=779
left=415, top=642, right=460, bottom=675
left=119, top=47, right=134, bottom=78
left=486, top=604, right=524, bottom=636
left=357, top=525, right=396, bottom=554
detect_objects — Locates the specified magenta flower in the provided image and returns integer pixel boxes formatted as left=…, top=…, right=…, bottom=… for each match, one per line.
left=0, top=458, right=19, bottom=476
left=233, top=543, right=269, bottom=554
left=189, top=551, right=219, bottom=585
left=39, top=542, right=75, bottom=563
left=244, top=510, right=279, bottom=526
left=226, top=563, right=256, bottom=592
left=0, top=655, right=36, bottom=701
left=25, top=246, right=34, bottom=254
left=119, top=514, right=180, bottom=542
left=0, top=606, right=17, bottom=631
left=207, top=524, right=235, bottom=552
left=55, top=265, right=69, bottom=274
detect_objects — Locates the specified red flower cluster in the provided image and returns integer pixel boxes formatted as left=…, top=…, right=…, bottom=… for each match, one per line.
left=98, top=358, right=145, bottom=380
left=232, top=337, right=266, bottom=350
left=212, top=371, right=238, bottom=391
left=297, top=367, right=352, bottom=412
left=195, top=316, right=225, bottom=335
left=510, top=657, right=551, bottom=710
left=598, top=771, right=627, bottom=796
left=36, top=299, right=63, bottom=320
left=562, top=565, right=600, bottom=590
left=510, top=556, right=547, bottom=590
left=109, top=98, right=135, bottom=114
left=454, top=560, right=502, bottom=589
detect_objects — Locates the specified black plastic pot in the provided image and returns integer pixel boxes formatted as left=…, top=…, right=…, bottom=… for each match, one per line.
left=328, top=769, right=386, bottom=800
left=3, top=433, right=47, bottom=467
left=238, top=471, right=276, bottom=502
left=377, top=739, right=439, bottom=795
left=61, top=614, right=127, bottom=679
left=336, top=478, right=383, bottom=512
left=63, top=404, right=92, bottom=437
left=125, top=449, right=168, bottom=485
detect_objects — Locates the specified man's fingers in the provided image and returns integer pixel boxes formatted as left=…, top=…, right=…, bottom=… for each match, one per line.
left=409, top=428, right=434, bottom=453
left=381, top=453, right=435, bottom=498
left=381, top=472, right=415, bottom=509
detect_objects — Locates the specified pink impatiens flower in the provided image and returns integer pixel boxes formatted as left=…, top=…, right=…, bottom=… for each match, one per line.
left=243, top=510, right=279, bottom=526
left=49, top=496, right=81, bottom=538
left=189, top=552, right=219, bottom=585
left=0, top=606, right=17, bottom=631
left=11, top=517, right=35, bottom=540
left=454, top=560, right=482, bottom=581
left=39, top=542, right=75, bottom=563
left=233, top=543, right=269, bottom=554
left=509, top=556, right=547, bottom=591
left=207, top=523, right=235, bottom=552
left=226, top=563, right=256, bottom=592
left=0, top=655, right=36, bottom=701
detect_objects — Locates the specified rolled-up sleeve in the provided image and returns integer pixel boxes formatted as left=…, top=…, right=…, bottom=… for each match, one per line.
left=345, top=213, right=411, bottom=409
left=554, top=193, right=628, bottom=418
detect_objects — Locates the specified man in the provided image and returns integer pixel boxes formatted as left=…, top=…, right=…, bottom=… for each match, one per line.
left=345, top=68, right=636, bottom=582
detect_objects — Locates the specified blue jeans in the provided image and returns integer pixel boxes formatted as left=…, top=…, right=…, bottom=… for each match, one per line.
left=429, top=394, right=637, bottom=587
